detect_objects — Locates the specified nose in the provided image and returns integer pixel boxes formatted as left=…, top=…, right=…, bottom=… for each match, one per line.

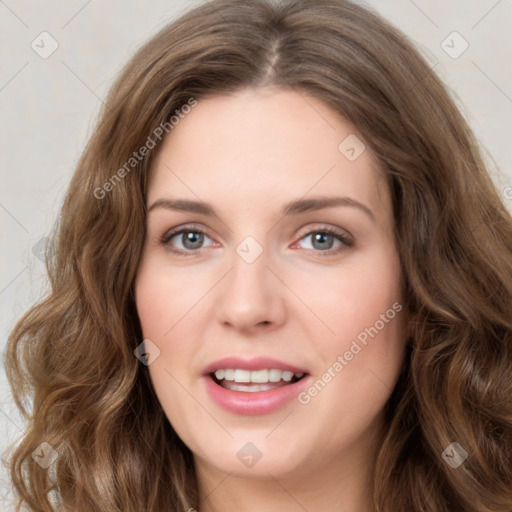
left=215, top=243, right=287, bottom=335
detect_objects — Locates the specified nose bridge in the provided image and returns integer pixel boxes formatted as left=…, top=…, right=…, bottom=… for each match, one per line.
left=229, top=234, right=271, bottom=298
left=215, top=233, right=286, bottom=330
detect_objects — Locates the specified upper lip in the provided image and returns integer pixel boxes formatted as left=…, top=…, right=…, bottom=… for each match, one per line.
left=202, top=356, right=308, bottom=376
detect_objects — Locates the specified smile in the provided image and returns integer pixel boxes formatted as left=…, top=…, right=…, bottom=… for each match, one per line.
left=213, top=368, right=305, bottom=392
left=202, top=357, right=311, bottom=415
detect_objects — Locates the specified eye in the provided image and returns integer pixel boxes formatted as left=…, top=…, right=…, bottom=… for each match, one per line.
left=160, top=224, right=353, bottom=256
left=293, top=226, right=353, bottom=255
left=161, top=225, right=216, bottom=254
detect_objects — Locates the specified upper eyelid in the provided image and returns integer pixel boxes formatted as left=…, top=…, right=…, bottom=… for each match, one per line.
left=162, top=223, right=214, bottom=241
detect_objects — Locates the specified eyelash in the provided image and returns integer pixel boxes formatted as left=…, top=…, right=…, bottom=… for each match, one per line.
left=160, top=223, right=353, bottom=257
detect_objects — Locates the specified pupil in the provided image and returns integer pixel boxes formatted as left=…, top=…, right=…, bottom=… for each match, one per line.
left=184, top=231, right=203, bottom=249
left=313, top=233, right=333, bottom=250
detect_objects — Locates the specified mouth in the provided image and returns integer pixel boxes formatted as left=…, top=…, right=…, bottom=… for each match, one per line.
left=209, top=368, right=307, bottom=392
left=201, top=357, right=311, bottom=415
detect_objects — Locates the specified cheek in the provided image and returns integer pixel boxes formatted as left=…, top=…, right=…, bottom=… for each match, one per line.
left=308, top=309, right=406, bottom=438
left=134, top=258, right=190, bottom=383
left=298, top=243, right=406, bottom=407
left=135, top=257, right=209, bottom=339
left=134, top=256, right=215, bottom=383
left=295, top=241, right=404, bottom=346
left=134, top=261, right=203, bottom=427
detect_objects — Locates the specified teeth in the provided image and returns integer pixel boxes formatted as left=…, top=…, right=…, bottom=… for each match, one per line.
left=281, top=370, right=294, bottom=382
left=234, top=369, right=251, bottom=383
left=268, top=369, right=282, bottom=382
left=250, top=369, right=269, bottom=383
left=213, top=368, right=304, bottom=384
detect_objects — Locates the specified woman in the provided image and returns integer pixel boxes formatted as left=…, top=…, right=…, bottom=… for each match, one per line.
left=5, top=0, right=512, bottom=511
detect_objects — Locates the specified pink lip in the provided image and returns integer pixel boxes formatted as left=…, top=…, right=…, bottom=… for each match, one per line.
left=201, top=356, right=308, bottom=375
left=201, top=356, right=310, bottom=416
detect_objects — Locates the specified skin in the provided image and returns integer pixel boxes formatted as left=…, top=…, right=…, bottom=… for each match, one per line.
left=135, top=87, right=409, bottom=512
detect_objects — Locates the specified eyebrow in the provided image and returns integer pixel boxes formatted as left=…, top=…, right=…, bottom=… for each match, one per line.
left=147, top=195, right=375, bottom=223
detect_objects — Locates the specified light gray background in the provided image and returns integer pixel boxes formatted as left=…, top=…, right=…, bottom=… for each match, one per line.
left=1, top=0, right=511, bottom=508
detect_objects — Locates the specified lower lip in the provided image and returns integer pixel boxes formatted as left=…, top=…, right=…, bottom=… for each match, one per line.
left=203, top=374, right=310, bottom=415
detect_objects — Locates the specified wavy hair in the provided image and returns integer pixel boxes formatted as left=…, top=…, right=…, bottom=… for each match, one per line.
left=5, top=0, right=512, bottom=510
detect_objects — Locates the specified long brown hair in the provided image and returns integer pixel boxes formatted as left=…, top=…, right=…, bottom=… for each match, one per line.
left=5, top=1, right=512, bottom=510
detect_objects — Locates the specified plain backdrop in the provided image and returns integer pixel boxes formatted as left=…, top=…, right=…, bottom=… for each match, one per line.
left=0, top=0, right=511, bottom=508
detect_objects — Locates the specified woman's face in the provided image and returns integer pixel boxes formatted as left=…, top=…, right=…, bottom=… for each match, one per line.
left=135, top=87, right=408, bottom=482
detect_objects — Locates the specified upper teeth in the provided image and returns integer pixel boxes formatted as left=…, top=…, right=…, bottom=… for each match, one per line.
left=214, top=369, right=304, bottom=383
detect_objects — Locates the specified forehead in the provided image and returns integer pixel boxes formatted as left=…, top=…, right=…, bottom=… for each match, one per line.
left=147, top=87, right=390, bottom=219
